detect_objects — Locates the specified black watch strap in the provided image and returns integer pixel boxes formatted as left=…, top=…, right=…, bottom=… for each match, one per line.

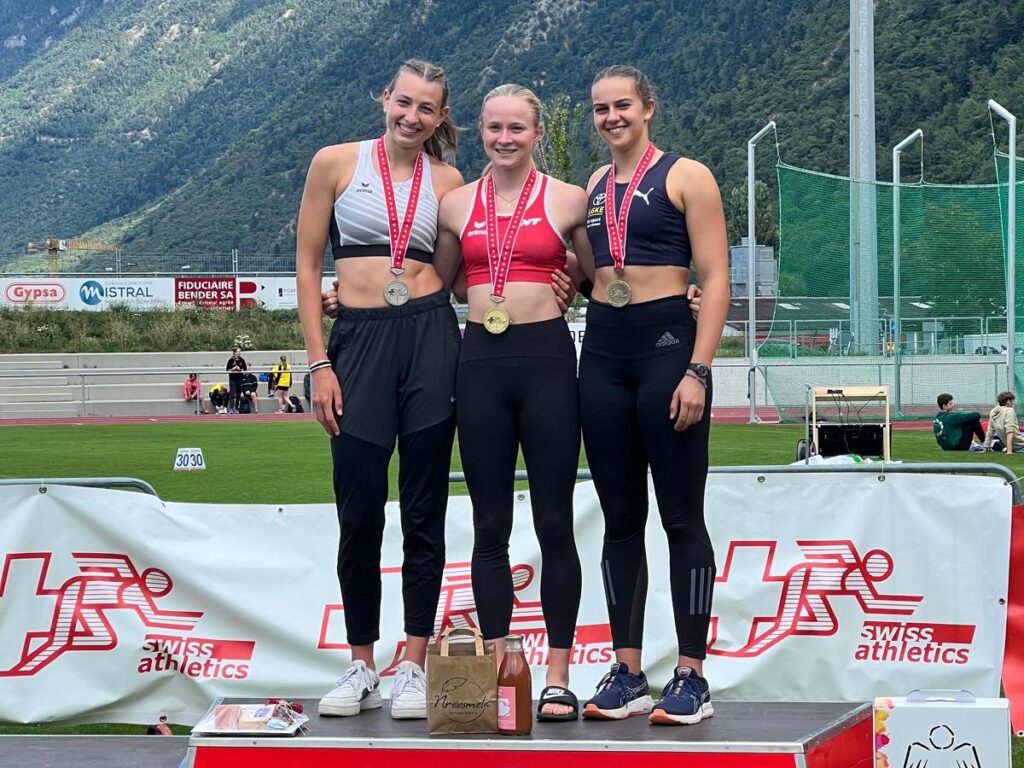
left=688, top=363, right=710, bottom=381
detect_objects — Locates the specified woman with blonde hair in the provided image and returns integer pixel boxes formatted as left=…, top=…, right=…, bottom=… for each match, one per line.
left=432, top=83, right=590, bottom=722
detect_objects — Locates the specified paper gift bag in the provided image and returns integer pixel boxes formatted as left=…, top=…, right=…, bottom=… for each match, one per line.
left=426, top=627, right=498, bottom=735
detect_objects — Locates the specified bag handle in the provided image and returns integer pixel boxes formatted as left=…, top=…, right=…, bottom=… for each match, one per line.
left=439, top=627, right=485, bottom=657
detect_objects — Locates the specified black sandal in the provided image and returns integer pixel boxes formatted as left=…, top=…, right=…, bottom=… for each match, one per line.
left=536, top=685, right=579, bottom=722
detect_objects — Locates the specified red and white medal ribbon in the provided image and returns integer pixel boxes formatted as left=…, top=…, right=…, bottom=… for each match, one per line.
left=376, top=137, right=425, bottom=274
left=485, top=168, right=538, bottom=300
left=604, top=142, right=656, bottom=272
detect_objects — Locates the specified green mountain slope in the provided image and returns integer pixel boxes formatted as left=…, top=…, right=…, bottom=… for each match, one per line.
left=0, top=0, right=1021, bottom=271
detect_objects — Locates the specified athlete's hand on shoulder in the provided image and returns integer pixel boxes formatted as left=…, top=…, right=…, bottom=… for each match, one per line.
left=670, top=374, right=706, bottom=431
left=322, top=278, right=340, bottom=318
left=312, top=367, right=343, bottom=437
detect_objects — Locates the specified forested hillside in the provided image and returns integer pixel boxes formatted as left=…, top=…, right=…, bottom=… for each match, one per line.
left=0, top=0, right=1021, bottom=271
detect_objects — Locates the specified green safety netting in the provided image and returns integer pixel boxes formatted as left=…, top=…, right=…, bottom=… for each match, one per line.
left=761, top=154, right=1024, bottom=420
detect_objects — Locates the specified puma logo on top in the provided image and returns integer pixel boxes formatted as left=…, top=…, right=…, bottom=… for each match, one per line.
left=633, top=187, right=655, bottom=205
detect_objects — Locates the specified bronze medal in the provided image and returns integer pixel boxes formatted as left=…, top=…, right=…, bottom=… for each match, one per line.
left=604, top=143, right=656, bottom=306
left=606, top=279, right=631, bottom=308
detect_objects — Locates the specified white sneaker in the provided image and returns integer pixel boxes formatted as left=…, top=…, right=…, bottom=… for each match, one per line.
left=389, top=660, right=427, bottom=719
left=319, top=660, right=382, bottom=717
left=969, top=441, right=986, bottom=452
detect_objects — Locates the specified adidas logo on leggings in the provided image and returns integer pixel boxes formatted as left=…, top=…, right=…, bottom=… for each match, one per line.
left=655, top=331, right=680, bottom=348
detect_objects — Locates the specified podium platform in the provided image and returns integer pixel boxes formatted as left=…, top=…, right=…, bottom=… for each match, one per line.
left=183, top=699, right=872, bottom=768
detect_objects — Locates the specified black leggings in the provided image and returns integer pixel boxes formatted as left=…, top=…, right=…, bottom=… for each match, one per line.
left=228, top=377, right=242, bottom=411
left=579, top=297, right=715, bottom=660
left=457, top=319, right=582, bottom=649
left=330, top=417, right=456, bottom=645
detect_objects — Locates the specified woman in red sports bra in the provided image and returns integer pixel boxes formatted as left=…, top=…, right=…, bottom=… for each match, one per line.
left=432, top=83, right=592, bottom=723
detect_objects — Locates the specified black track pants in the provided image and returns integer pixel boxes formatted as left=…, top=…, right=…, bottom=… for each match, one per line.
left=579, top=296, right=715, bottom=660
left=457, top=318, right=582, bottom=649
left=331, top=417, right=456, bottom=645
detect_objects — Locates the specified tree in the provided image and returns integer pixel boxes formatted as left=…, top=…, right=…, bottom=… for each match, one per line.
left=541, top=94, right=589, bottom=185
left=725, top=180, right=779, bottom=250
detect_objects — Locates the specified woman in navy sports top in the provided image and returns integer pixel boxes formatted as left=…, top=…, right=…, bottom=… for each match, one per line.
left=576, top=66, right=729, bottom=727
left=432, top=84, right=591, bottom=722
left=295, top=60, right=465, bottom=722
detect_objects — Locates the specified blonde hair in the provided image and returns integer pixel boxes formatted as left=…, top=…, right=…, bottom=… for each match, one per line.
left=382, top=59, right=459, bottom=161
left=478, top=83, right=548, bottom=176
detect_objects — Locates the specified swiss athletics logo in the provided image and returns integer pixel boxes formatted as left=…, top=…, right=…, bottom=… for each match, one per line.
left=0, top=552, right=254, bottom=679
left=319, top=562, right=613, bottom=675
left=707, top=540, right=976, bottom=665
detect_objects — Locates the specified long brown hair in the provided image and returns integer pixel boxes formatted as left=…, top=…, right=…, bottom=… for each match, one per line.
left=381, top=59, right=459, bottom=161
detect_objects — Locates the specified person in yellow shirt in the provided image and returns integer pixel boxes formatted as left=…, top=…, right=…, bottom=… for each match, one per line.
left=271, top=355, right=293, bottom=414
left=209, top=383, right=229, bottom=414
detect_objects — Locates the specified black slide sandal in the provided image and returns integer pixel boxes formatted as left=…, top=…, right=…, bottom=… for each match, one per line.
left=536, top=685, right=579, bottom=722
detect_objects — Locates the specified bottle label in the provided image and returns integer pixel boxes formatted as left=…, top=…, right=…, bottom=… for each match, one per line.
left=498, top=685, right=516, bottom=731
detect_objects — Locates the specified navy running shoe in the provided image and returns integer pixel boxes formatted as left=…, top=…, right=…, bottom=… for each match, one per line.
left=650, top=666, right=714, bottom=725
left=582, top=662, right=655, bottom=720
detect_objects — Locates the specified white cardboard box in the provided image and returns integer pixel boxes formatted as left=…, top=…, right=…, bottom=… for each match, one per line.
left=874, top=691, right=1010, bottom=768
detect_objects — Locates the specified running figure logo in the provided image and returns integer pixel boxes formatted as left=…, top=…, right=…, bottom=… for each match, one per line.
left=0, top=552, right=203, bottom=676
left=708, top=540, right=922, bottom=657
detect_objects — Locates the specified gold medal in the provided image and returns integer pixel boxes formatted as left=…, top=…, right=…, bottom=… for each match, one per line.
left=607, top=279, right=631, bottom=308
left=483, top=306, right=510, bottom=334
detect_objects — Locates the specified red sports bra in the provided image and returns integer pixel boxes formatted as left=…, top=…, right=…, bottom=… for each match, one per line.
left=460, top=174, right=567, bottom=288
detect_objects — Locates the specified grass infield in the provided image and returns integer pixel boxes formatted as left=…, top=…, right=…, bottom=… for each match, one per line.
left=2, top=419, right=1019, bottom=505
left=0, top=418, right=1020, bottom=756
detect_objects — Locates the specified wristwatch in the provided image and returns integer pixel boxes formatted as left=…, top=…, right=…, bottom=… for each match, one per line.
left=687, top=363, right=711, bottom=382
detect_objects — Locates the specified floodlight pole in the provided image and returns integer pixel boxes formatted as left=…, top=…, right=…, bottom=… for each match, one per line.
left=989, top=100, right=1017, bottom=391
left=747, top=121, right=776, bottom=424
left=892, top=129, right=922, bottom=418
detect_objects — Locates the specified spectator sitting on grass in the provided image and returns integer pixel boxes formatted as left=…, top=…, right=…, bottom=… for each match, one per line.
left=933, top=393, right=985, bottom=451
left=984, top=390, right=1024, bottom=454
left=182, top=373, right=209, bottom=415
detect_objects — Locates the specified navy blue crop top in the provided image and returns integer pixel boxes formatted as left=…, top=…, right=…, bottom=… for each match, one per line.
left=585, top=152, right=692, bottom=270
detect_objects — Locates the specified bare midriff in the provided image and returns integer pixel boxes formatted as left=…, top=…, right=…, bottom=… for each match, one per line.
left=466, top=282, right=561, bottom=325
left=593, top=264, right=690, bottom=304
left=333, top=257, right=443, bottom=308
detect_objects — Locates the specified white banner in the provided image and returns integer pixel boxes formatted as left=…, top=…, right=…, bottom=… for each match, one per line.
left=0, top=278, right=175, bottom=311
left=0, top=472, right=1009, bottom=725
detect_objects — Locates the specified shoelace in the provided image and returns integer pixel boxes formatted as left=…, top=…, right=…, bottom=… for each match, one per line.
left=391, top=665, right=425, bottom=700
left=664, top=674, right=699, bottom=700
left=596, top=668, right=627, bottom=695
left=334, top=664, right=371, bottom=694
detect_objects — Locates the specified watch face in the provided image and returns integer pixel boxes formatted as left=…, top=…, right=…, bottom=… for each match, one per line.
left=691, top=363, right=710, bottom=378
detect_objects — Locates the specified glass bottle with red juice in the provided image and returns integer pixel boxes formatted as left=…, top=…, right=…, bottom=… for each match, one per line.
left=497, top=634, right=532, bottom=735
